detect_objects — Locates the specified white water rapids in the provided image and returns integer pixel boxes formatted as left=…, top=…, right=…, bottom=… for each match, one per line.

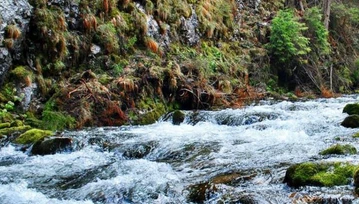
left=1, top=96, right=359, bottom=203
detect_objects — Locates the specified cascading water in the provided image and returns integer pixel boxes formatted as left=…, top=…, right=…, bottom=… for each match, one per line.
left=1, top=96, right=359, bottom=203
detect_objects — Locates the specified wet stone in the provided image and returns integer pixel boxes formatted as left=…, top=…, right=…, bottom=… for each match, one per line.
left=341, top=115, right=359, bottom=128
left=31, top=137, right=73, bottom=155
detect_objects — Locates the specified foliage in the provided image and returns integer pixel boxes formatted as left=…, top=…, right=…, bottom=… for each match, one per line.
left=303, top=7, right=330, bottom=55
left=267, top=9, right=311, bottom=62
left=41, top=100, right=76, bottom=131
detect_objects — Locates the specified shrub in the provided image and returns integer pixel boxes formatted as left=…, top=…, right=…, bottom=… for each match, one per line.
left=267, top=9, right=311, bottom=62
left=304, top=7, right=330, bottom=55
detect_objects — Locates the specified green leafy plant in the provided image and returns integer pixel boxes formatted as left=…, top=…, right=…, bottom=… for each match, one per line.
left=267, top=9, right=311, bottom=62
left=304, top=7, right=330, bottom=55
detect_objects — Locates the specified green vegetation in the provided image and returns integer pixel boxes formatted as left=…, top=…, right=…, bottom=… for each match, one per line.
left=15, top=129, right=53, bottom=145
left=320, top=144, right=357, bottom=155
left=284, top=162, right=356, bottom=187
left=267, top=9, right=311, bottom=63
left=303, top=7, right=330, bottom=55
left=41, top=100, right=76, bottom=131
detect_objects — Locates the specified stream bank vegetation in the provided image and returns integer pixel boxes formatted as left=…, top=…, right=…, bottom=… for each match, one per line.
left=1, top=1, right=359, bottom=143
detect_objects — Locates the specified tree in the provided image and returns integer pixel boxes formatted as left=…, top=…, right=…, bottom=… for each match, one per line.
left=323, top=0, right=332, bottom=29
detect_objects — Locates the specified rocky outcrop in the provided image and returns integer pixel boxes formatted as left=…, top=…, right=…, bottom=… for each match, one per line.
left=0, top=0, right=32, bottom=86
left=179, top=8, right=200, bottom=46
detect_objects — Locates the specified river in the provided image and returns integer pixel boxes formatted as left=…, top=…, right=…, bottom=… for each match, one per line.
left=1, top=96, right=359, bottom=203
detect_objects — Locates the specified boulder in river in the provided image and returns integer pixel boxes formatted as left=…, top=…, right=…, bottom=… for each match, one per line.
left=341, top=115, right=359, bottom=128
left=320, top=144, right=357, bottom=155
left=343, top=103, right=359, bottom=115
left=187, top=172, right=252, bottom=203
left=31, top=137, right=72, bottom=155
left=284, top=162, right=356, bottom=188
left=172, top=110, right=185, bottom=125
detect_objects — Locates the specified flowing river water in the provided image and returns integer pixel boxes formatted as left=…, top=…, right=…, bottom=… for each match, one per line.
left=1, top=96, right=359, bottom=203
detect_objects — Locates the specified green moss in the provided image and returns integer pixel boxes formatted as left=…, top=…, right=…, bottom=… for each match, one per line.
left=95, top=23, right=120, bottom=54
left=284, top=162, right=356, bottom=187
left=42, top=110, right=76, bottom=131
left=0, top=123, right=10, bottom=129
left=10, top=66, right=33, bottom=81
left=353, top=132, right=359, bottom=138
left=320, top=144, right=357, bottom=155
left=10, top=120, right=24, bottom=127
left=129, top=98, right=170, bottom=125
left=343, top=103, right=359, bottom=115
left=15, top=128, right=53, bottom=145
left=0, top=125, right=31, bottom=136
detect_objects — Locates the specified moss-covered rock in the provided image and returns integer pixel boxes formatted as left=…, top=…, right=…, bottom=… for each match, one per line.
left=130, top=98, right=167, bottom=125
left=0, top=122, right=11, bottom=129
left=353, top=132, right=359, bottom=138
left=0, top=125, right=31, bottom=136
left=284, top=162, right=356, bottom=187
left=341, top=115, right=359, bottom=128
left=343, top=103, right=359, bottom=115
left=172, top=110, right=185, bottom=125
left=10, top=120, right=23, bottom=127
left=320, top=144, right=357, bottom=155
left=15, top=128, right=53, bottom=145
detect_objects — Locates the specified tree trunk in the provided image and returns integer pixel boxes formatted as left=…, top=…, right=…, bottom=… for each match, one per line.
left=323, top=0, right=332, bottom=30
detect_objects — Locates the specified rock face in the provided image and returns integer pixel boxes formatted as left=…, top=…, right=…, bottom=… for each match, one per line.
left=0, top=0, right=32, bottom=86
left=179, top=8, right=200, bottom=46
left=341, top=115, right=359, bottom=128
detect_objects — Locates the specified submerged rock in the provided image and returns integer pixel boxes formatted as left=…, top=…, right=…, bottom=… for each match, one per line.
left=122, top=141, right=158, bottom=159
left=284, top=162, right=356, bottom=188
left=343, top=103, right=359, bottom=115
left=31, top=137, right=72, bottom=155
left=320, top=144, right=357, bottom=155
left=341, top=115, right=359, bottom=128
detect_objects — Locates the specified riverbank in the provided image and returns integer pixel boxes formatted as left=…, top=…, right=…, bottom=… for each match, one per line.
left=1, top=0, right=359, bottom=133
left=1, top=96, right=359, bottom=203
